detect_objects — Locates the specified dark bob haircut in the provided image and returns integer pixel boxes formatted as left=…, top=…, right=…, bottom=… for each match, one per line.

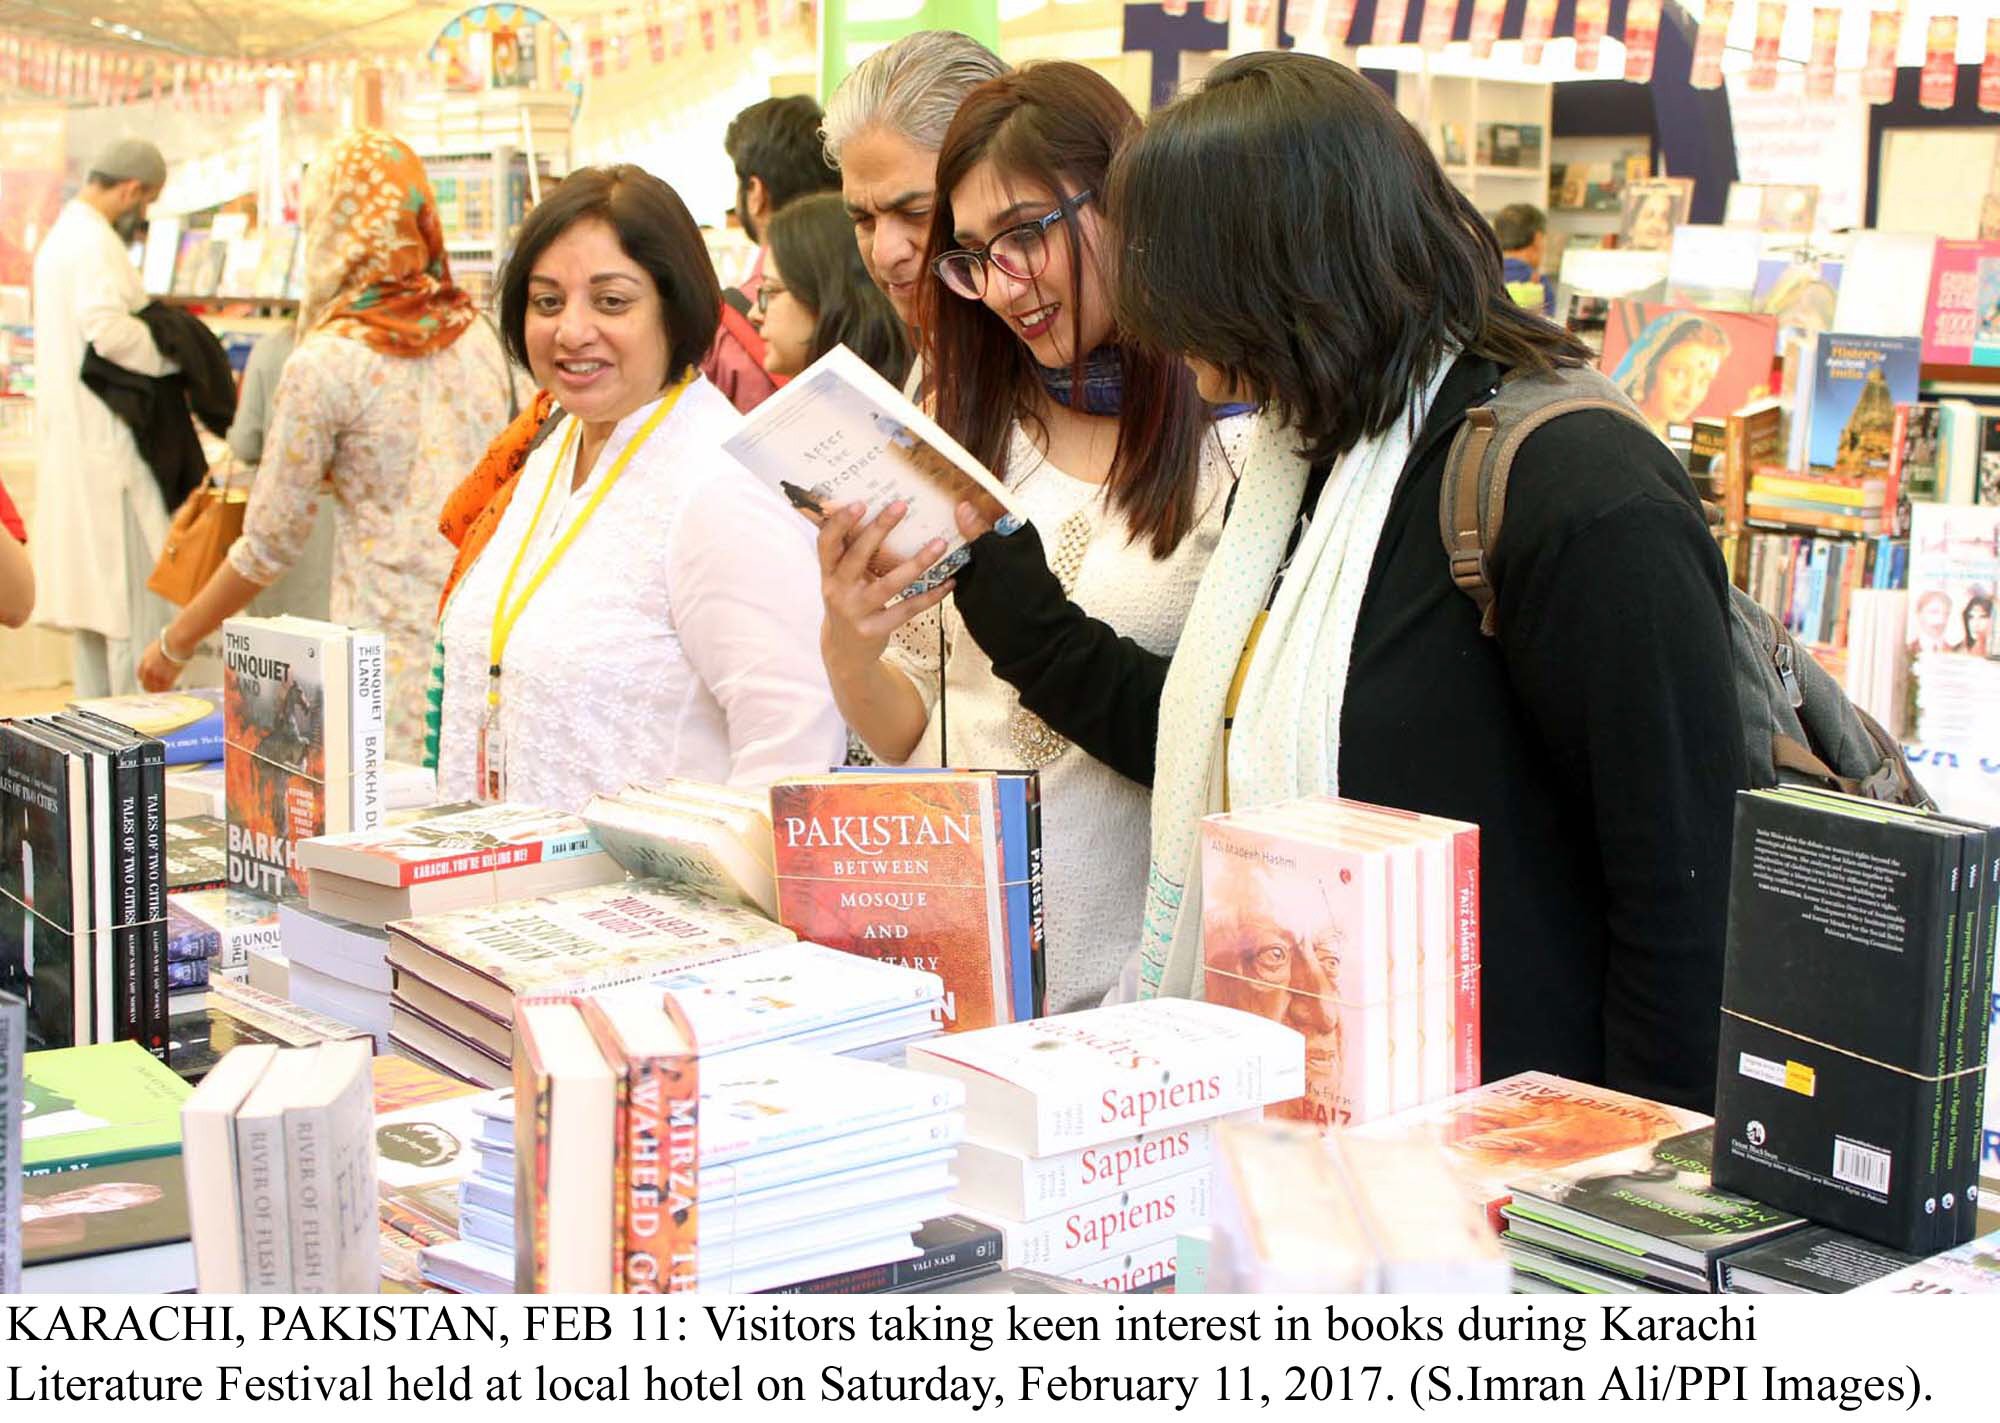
left=1110, top=53, right=1585, bottom=464
left=766, top=192, right=911, bottom=387
left=498, top=164, right=721, bottom=385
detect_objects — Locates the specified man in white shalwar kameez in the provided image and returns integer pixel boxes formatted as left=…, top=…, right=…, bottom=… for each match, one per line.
left=30, top=139, right=176, bottom=697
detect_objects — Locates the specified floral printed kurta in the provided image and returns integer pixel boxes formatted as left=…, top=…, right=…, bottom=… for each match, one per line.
left=227, top=321, right=517, bottom=759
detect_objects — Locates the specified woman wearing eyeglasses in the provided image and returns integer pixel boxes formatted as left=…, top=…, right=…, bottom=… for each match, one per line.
left=752, top=192, right=911, bottom=386
left=813, top=62, right=1248, bottom=1014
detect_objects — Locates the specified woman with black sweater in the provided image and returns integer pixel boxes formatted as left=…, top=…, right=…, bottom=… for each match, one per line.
left=944, top=53, right=1748, bottom=1112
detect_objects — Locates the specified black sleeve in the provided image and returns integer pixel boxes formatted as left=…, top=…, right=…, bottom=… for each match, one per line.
left=949, top=522, right=1169, bottom=788
left=1493, top=415, right=1748, bottom=1112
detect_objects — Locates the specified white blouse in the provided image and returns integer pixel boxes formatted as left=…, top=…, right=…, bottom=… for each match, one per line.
left=438, top=377, right=846, bottom=812
left=877, top=415, right=1247, bottom=1012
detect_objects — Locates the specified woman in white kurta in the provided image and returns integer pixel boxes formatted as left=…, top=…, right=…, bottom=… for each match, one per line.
left=435, top=164, right=844, bottom=812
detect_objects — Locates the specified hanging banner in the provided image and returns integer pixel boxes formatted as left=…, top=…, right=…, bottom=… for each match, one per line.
left=700, top=2, right=718, bottom=50
left=726, top=0, right=744, bottom=44
left=1983, top=17, right=2000, bottom=113
left=1243, top=0, right=1274, bottom=29
left=1861, top=5, right=1902, bottom=104
left=1574, top=0, right=1609, bottom=70
left=1418, top=0, right=1458, bottom=52
left=1805, top=5, right=1841, bottom=99
left=1623, top=0, right=1661, bottom=83
left=1919, top=14, right=1958, bottom=109
left=1160, top=0, right=1189, bottom=14
left=753, top=0, right=773, bottom=37
left=1371, top=0, right=1409, bottom=45
left=645, top=5, right=667, bottom=61
left=1324, top=0, right=1357, bottom=43
left=1466, top=0, right=1503, bottom=57
left=1690, top=0, right=1732, bottom=88
left=1281, top=0, right=1312, bottom=39
left=1521, top=0, right=1557, bottom=65
left=1748, top=0, right=1784, bottom=91
left=1203, top=0, right=1231, bottom=22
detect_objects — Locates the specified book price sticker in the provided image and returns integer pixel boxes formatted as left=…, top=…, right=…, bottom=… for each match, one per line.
left=1738, top=1051, right=1818, bottom=1097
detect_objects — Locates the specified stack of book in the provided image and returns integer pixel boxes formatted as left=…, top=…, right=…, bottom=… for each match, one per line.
left=515, top=996, right=963, bottom=1294
left=423, top=945, right=953, bottom=1293
left=585, top=779, right=778, bottom=916
left=0, top=710, right=169, bottom=1057
left=167, top=977, right=370, bottom=1084
left=297, top=800, right=620, bottom=928
left=1712, top=788, right=1996, bottom=1255
left=1746, top=469, right=1889, bottom=536
left=770, top=770, right=1043, bottom=1030
left=1719, top=1225, right=1927, bottom=1294
left=1501, top=1126, right=1807, bottom=1293
left=770, top=1214, right=1004, bottom=1294
left=415, top=1093, right=519, bottom=1292
left=277, top=903, right=393, bottom=1047
left=166, top=889, right=279, bottom=997
left=1207, top=1118, right=1508, bottom=1292
left=1348, top=1071, right=1709, bottom=1231
left=911, top=997, right=1307, bottom=1291
left=1199, top=796, right=1481, bottom=1131
left=385, top=879, right=795, bottom=1088
left=19, top=1039, right=194, bottom=1290
left=220, top=615, right=386, bottom=903
left=1740, top=529, right=1901, bottom=650
left=182, top=1037, right=378, bottom=1292
left=1858, top=1228, right=2000, bottom=1294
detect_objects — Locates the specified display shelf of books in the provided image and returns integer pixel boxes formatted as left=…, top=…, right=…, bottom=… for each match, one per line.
left=142, top=210, right=302, bottom=312
left=1396, top=74, right=1552, bottom=220
left=419, top=144, right=559, bottom=312
left=1546, top=134, right=1651, bottom=264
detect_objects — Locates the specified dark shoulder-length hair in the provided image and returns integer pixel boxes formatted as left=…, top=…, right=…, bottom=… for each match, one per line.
left=497, top=164, right=721, bottom=384
left=1109, top=52, right=1587, bottom=465
left=920, top=61, right=1210, bottom=558
left=766, top=191, right=912, bottom=388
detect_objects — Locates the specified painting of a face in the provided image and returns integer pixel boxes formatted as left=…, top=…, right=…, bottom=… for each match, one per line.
left=1647, top=340, right=1724, bottom=428
left=1205, top=908, right=1337, bottom=1039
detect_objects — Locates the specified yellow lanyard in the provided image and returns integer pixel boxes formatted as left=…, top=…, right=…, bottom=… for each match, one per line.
left=485, top=380, right=688, bottom=707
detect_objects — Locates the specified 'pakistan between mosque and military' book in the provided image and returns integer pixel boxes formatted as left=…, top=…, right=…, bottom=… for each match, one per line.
left=222, top=616, right=386, bottom=901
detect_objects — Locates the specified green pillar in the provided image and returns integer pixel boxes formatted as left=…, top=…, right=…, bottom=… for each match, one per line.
left=818, top=0, right=1003, bottom=102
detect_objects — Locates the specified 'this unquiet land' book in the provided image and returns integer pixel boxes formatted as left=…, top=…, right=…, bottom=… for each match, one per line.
left=222, top=616, right=385, bottom=901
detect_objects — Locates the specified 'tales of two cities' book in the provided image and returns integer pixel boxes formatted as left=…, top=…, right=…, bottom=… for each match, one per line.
left=0, top=721, right=89, bottom=1049
left=770, top=774, right=1011, bottom=1031
left=721, top=345, right=1021, bottom=598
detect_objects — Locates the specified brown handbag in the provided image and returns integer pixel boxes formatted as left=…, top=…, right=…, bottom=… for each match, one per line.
left=146, top=460, right=249, bottom=606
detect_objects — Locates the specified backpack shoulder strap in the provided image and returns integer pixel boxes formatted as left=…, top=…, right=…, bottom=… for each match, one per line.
left=1437, top=364, right=1654, bottom=637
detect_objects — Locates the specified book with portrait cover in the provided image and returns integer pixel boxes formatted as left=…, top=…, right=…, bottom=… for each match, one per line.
left=907, top=997, right=1306, bottom=1158
left=1598, top=302, right=1780, bottom=443
left=1504, top=1126, right=1806, bottom=1290
left=0, top=720, right=91, bottom=1050
left=1347, top=1071, right=1709, bottom=1232
left=770, top=773, right=1011, bottom=1031
left=386, top=878, right=792, bottom=1026
left=720, top=345, right=1021, bottom=598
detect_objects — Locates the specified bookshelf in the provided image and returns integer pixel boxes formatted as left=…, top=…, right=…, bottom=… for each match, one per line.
left=419, top=145, right=558, bottom=312
left=1395, top=74, right=1552, bottom=221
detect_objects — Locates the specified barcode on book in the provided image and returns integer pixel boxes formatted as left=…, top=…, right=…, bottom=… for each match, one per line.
left=1831, top=1136, right=1892, bottom=1195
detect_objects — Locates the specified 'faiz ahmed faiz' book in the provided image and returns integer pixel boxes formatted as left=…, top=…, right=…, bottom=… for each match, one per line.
left=769, top=773, right=1012, bottom=1031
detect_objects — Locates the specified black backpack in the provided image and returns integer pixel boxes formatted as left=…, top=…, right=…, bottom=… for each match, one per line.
left=1437, top=363, right=1933, bottom=808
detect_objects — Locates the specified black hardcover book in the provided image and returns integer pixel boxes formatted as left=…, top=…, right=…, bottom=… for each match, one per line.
left=0, top=723, right=90, bottom=1049
left=23, top=721, right=115, bottom=1049
left=1718, top=1224, right=1925, bottom=1294
left=47, top=716, right=144, bottom=1056
left=74, top=710, right=172, bottom=1063
left=760, top=1214, right=1003, bottom=1295
left=162, top=815, right=228, bottom=893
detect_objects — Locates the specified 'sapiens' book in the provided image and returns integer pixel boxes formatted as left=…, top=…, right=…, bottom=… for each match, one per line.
left=645, top=941, right=943, bottom=1054
left=167, top=889, right=279, bottom=981
left=0, top=720, right=91, bottom=1051
left=299, top=801, right=619, bottom=928
left=578, top=988, right=700, bottom=1293
left=221, top=616, right=385, bottom=901
left=512, top=997, right=617, bottom=1293
left=1347, top=1070, right=1709, bottom=1231
left=1855, top=1228, right=2000, bottom=1293
left=1718, top=1224, right=1926, bottom=1294
left=1795, top=332, right=1923, bottom=477
left=67, top=689, right=223, bottom=767
left=960, top=1164, right=1211, bottom=1278
left=165, top=816, right=228, bottom=893
left=720, top=343, right=1021, bottom=598
left=22, top=1039, right=190, bottom=1177
left=1922, top=239, right=2000, bottom=366
left=1, top=989, right=21, bottom=1293
left=386, top=878, right=792, bottom=1028
left=770, top=773, right=1011, bottom=1031
left=952, top=1118, right=1234, bottom=1221
left=1710, top=788, right=1994, bottom=1253
left=907, top=997, right=1305, bottom=1158
left=585, top=781, right=776, bottom=917
left=1504, top=1126, right=1807, bottom=1291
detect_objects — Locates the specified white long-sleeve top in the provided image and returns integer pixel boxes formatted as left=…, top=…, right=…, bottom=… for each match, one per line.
left=438, top=376, right=847, bottom=812
left=29, top=199, right=176, bottom=637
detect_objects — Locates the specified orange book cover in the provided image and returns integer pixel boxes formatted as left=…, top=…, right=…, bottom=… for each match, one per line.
left=769, top=775, right=1007, bottom=1031
left=582, top=992, right=701, bottom=1294
left=371, top=1053, right=480, bottom=1114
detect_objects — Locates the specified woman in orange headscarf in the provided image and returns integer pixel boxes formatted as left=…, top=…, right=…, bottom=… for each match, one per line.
left=140, top=130, right=519, bottom=758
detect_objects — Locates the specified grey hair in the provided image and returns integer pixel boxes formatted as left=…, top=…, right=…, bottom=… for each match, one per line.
left=820, top=29, right=1008, bottom=164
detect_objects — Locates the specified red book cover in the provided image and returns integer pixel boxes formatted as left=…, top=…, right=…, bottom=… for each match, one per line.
left=582, top=992, right=700, bottom=1294
left=222, top=619, right=331, bottom=901
left=769, top=775, right=1008, bottom=1031
left=1923, top=240, right=2000, bottom=365
left=1599, top=303, right=1780, bottom=445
